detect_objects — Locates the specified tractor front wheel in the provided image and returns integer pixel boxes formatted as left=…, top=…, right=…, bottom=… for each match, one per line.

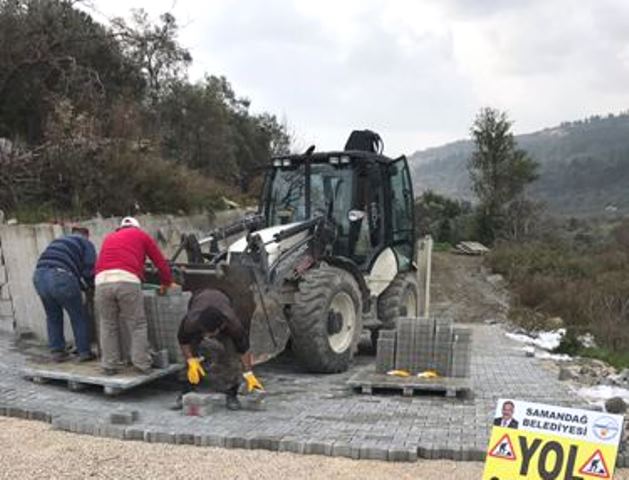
left=289, top=263, right=363, bottom=373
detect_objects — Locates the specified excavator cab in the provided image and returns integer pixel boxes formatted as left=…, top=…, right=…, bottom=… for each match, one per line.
left=261, top=141, right=415, bottom=274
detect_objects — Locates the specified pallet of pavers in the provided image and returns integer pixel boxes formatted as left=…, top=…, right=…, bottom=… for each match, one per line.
left=348, top=317, right=472, bottom=398
left=22, top=290, right=191, bottom=395
left=23, top=360, right=182, bottom=396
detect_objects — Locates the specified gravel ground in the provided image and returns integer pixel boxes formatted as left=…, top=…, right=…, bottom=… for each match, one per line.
left=2, top=418, right=629, bottom=480
left=0, top=417, right=482, bottom=479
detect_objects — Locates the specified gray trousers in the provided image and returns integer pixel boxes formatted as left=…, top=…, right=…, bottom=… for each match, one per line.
left=95, top=282, right=151, bottom=370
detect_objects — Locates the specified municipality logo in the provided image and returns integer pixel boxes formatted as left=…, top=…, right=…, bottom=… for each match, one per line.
left=592, top=416, right=620, bottom=441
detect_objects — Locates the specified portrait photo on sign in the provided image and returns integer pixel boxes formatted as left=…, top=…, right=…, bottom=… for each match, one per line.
left=493, top=400, right=519, bottom=429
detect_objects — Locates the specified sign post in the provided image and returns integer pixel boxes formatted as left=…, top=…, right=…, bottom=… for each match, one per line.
left=483, top=399, right=624, bottom=480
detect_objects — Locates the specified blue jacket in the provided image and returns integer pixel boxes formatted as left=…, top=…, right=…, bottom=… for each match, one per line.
left=36, top=234, right=97, bottom=289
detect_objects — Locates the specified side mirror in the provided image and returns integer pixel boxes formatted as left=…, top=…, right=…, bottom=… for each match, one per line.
left=348, top=210, right=366, bottom=222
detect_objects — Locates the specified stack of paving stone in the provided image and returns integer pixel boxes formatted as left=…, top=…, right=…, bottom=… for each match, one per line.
left=144, top=290, right=191, bottom=363
left=450, top=327, right=472, bottom=378
left=375, top=317, right=472, bottom=377
left=375, top=330, right=396, bottom=373
left=433, top=317, right=454, bottom=376
left=411, top=317, right=434, bottom=372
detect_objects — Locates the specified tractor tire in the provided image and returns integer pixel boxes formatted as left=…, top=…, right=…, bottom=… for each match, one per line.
left=377, top=272, right=419, bottom=330
left=289, top=263, right=363, bottom=373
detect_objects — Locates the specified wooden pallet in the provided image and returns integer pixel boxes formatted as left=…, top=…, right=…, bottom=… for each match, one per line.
left=22, top=360, right=183, bottom=396
left=347, top=368, right=471, bottom=398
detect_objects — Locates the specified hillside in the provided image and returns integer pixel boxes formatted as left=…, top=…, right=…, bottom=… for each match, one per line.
left=410, top=113, right=629, bottom=215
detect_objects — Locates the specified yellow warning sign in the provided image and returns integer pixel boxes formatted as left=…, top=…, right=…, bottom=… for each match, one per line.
left=483, top=399, right=623, bottom=480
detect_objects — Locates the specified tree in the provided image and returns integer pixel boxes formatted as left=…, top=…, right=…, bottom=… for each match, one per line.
left=468, top=107, right=539, bottom=244
left=414, top=190, right=472, bottom=244
left=0, top=0, right=143, bottom=143
left=111, top=9, right=191, bottom=105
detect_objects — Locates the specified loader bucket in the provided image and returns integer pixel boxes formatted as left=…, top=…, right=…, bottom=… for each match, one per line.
left=177, top=264, right=290, bottom=365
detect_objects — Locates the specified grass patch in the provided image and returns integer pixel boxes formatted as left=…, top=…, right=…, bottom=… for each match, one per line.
left=580, top=348, right=629, bottom=370
left=433, top=242, right=452, bottom=252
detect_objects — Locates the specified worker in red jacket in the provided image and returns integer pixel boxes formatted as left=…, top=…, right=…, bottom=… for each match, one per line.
left=95, top=217, right=173, bottom=375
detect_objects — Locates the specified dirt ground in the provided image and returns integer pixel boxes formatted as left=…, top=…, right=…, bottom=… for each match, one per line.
left=430, top=251, right=510, bottom=324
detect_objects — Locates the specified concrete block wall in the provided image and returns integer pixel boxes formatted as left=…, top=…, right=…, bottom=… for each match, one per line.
left=0, top=210, right=245, bottom=342
left=0, top=237, right=15, bottom=333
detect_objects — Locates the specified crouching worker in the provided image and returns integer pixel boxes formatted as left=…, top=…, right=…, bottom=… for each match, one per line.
left=175, top=288, right=264, bottom=411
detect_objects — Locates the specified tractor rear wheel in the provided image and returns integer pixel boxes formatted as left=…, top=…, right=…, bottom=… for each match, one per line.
left=289, top=263, right=363, bottom=373
left=377, top=272, right=418, bottom=329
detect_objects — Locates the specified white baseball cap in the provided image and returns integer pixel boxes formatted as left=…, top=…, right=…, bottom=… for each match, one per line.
left=120, top=216, right=140, bottom=228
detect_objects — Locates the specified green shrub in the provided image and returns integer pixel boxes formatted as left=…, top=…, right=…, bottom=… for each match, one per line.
left=488, top=224, right=629, bottom=354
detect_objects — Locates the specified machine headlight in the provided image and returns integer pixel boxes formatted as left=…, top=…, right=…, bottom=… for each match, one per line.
left=282, top=158, right=292, bottom=167
left=272, top=159, right=282, bottom=167
left=329, top=156, right=340, bottom=164
left=340, top=155, right=351, bottom=164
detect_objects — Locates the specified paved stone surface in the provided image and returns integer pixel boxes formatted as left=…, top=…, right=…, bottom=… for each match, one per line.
left=1, top=324, right=624, bottom=464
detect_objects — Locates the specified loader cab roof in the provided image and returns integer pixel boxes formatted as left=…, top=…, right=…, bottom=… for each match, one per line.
left=271, top=150, right=402, bottom=166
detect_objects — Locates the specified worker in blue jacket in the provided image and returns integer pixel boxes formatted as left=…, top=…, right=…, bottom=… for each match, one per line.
left=33, top=226, right=96, bottom=362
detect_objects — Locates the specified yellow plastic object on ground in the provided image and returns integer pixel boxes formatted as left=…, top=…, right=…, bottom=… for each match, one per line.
left=417, top=370, right=440, bottom=379
left=386, top=369, right=411, bottom=377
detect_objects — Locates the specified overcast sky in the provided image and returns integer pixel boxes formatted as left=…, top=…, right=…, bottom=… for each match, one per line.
left=86, top=0, right=629, bottom=157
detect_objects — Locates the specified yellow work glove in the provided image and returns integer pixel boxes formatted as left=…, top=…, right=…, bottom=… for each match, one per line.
left=243, top=371, right=264, bottom=392
left=417, top=369, right=439, bottom=379
left=386, top=369, right=411, bottom=377
left=186, top=357, right=206, bottom=385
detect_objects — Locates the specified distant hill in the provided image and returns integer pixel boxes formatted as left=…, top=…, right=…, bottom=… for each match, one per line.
left=409, top=113, right=629, bottom=215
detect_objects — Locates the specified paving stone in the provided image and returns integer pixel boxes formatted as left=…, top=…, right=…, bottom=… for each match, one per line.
left=360, top=445, right=388, bottom=460
left=0, top=324, right=595, bottom=464
left=109, top=410, right=138, bottom=425
left=175, top=433, right=195, bottom=445
left=124, top=428, right=145, bottom=441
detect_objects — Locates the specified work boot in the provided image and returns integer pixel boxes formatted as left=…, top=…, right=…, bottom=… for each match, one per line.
left=170, top=394, right=183, bottom=411
left=78, top=352, right=96, bottom=362
left=51, top=350, right=69, bottom=363
left=225, top=385, right=241, bottom=411
left=226, top=395, right=241, bottom=411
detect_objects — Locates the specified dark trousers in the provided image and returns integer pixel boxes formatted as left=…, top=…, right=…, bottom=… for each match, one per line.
left=184, top=334, right=242, bottom=396
left=33, top=268, right=91, bottom=355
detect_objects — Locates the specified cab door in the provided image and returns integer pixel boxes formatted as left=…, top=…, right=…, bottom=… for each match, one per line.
left=387, top=156, right=415, bottom=272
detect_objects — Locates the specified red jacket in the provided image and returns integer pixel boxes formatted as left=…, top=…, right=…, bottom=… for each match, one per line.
left=95, top=227, right=172, bottom=285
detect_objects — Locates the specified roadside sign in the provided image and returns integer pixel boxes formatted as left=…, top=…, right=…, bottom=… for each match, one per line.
left=483, top=399, right=624, bottom=480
